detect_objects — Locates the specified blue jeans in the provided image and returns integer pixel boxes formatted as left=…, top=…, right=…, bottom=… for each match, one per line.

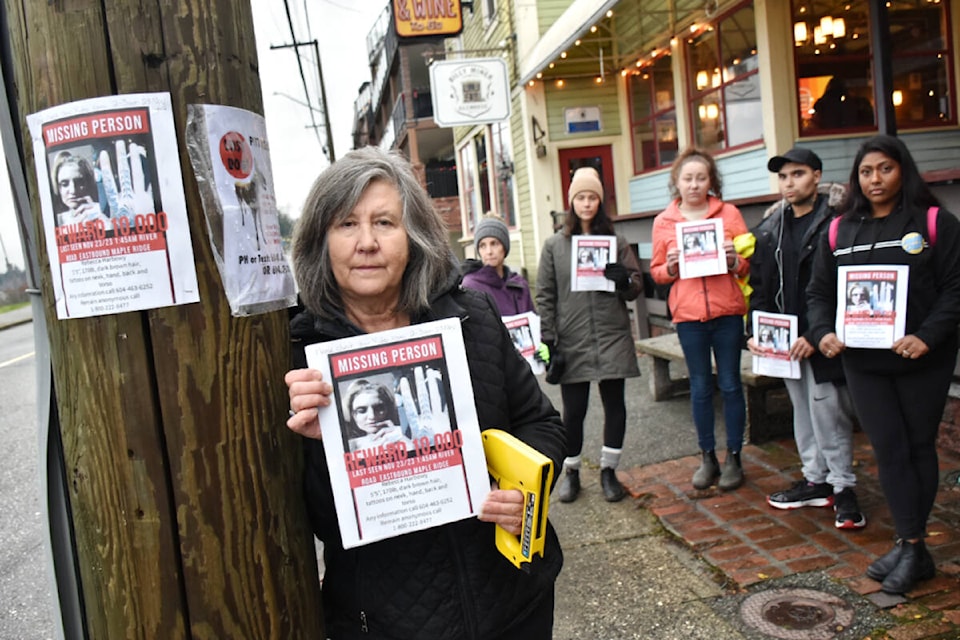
left=675, top=315, right=746, bottom=452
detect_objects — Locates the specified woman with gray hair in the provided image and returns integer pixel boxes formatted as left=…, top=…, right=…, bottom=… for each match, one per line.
left=285, top=146, right=565, bottom=639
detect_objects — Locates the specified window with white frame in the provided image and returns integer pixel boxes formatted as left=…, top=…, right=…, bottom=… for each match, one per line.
left=685, top=2, right=760, bottom=152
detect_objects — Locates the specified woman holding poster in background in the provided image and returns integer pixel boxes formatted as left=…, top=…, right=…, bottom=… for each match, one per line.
left=535, top=167, right=642, bottom=504
left=807, top=134, right=960, bottom=594
left=285, top=147, right=565, bottom=639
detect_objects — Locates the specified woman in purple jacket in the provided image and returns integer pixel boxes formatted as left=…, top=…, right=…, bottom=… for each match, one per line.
left=462, top=216, right=535, bottom=315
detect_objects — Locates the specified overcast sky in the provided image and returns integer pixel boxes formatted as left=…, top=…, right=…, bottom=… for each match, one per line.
left=0, top=0, right=385, bottom=274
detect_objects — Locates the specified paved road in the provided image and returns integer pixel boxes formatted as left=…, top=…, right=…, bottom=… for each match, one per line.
left=0, top=318, right=55, bottom=640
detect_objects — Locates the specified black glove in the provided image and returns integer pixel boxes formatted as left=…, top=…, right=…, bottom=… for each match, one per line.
left=603, top=263, right=632, bottom=291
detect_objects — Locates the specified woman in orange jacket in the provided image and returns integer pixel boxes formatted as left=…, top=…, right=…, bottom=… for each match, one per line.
left=651, top=148, right=750, bottom=491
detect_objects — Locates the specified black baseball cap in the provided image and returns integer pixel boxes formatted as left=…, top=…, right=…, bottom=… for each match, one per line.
left=767, top=147, right=823, bottom=173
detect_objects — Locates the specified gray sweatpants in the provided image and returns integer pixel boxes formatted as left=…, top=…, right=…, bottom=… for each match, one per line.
left=783, top=359, right=857, bottom=491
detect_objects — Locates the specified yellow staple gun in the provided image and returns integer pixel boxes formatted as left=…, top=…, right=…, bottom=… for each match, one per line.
left=481, top=429, right=553, bottom=570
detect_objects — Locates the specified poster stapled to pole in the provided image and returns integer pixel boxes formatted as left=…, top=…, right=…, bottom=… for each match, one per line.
left=27, top=92, right=199, bottom=319
left=185, top=104, right=296, bottom=316
left=304, top=318, right=490, bottom=549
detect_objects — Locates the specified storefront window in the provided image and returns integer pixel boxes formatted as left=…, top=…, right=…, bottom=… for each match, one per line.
left=628, top=53, right=677, bottom=173
left=794, top=0, right=954, bottom=135
left=685, top=2, right=759, bottom=152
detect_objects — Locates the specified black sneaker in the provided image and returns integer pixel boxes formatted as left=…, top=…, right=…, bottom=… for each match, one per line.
left=834, top=487, right=867, bottom=529
left=767, top=480, right=834, bottom=509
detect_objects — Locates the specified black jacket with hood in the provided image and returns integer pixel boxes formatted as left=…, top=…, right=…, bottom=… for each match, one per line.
left=807, top=202, right=960, bottom=375
left=750, top=193, right=844, bottom=383
left=290, top=273, right=565, bottom=639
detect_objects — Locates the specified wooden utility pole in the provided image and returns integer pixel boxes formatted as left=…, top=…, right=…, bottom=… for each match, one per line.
left=1, top=1, right=323, bottom=637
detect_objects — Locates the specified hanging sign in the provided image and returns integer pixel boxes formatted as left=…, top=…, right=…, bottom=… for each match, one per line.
left=429, top=57, right=511, bottom=127
left=27, top=93, right=199, bottom=319
left=393, top=0, right=464, bottom=38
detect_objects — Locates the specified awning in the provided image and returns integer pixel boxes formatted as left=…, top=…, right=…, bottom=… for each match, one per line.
left=519, top=0, right=620, bottom=85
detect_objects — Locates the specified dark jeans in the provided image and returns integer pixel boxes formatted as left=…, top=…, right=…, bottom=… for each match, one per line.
left=559, top=378, right=627, bottom=457
left=675, top=314, right=746, bottom=452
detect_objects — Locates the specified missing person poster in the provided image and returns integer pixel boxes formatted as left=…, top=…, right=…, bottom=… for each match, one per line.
left=27, top=93, right=199, bottom=319
left=502, top=311, right=544, bottom=375
left=751, top=311, right=800, bottom=379
left=676, top=218, right=726, bottom=279
left=185, top=104, right=297, bottom=316
left=305, top=318, right=490, bottom=549
left=571, top=235, right=616, bottom=292
left=836, top=265, right=908, bottom=348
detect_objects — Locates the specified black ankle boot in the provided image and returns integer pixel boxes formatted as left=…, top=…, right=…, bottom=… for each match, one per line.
left=600, top=467, right=626, bottom=502
left=556, top=469, right=580, bottom=503
left=867, top=540, right=904, bottom=581
left=880, top=539, right=935, bottom=594
left=692, top=450, right=720, bottom=490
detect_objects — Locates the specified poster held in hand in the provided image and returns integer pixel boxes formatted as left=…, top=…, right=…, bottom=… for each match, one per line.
left=570, top=235, right=616, bottom=291
left=751, top=311, right=800, bottom=379
left=676, top=218, right=726, bottom=279
left=835, top=265, right=908, bottom=348
left=305, top=318, right=491, bottom=549
left=502, top=312, right=544, bottom=375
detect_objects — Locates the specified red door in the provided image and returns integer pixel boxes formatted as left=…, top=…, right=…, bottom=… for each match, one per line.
left=558, top=145, right=617, bottom=216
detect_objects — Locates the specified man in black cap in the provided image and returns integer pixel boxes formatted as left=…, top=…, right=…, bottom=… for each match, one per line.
left=747, top=147, right=865, bottom=530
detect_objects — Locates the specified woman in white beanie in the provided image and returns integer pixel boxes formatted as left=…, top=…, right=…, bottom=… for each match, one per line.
left=462, top=215, right=535, bottom=315
left=536, top=167, right=643, bottom=503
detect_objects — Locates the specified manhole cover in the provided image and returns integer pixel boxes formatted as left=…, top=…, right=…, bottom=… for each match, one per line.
left=740, top=588, right=855, bottom=640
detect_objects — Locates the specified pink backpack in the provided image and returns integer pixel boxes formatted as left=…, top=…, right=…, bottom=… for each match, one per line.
left=829, top=206, right=938, bottom=251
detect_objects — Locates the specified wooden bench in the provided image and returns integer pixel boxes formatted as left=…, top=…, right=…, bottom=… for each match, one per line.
left=635, top=333, right=793, bottom=444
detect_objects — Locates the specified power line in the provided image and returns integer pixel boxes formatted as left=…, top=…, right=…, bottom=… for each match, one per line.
left=274, top=0, right=323, bottom=150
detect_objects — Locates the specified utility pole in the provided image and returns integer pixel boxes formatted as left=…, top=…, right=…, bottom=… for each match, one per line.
left=270, top=39, right=336, bottom=162
left=0, top=1, right=323, bottom=638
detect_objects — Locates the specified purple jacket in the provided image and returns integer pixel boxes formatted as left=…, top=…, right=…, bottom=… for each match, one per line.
left=461, top=261, right=535, bottom=316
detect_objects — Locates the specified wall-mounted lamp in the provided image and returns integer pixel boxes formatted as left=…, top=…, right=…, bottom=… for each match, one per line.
left=893, top=90, right=903, bottom=106
left=696, top=70, right=709, bottom=90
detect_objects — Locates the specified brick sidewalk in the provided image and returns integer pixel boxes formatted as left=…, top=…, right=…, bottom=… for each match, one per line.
left=620, top=430, right=960, bottom=639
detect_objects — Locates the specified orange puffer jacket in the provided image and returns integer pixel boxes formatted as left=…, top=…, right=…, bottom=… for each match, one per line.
left=650, top=196, right=750, bottom=323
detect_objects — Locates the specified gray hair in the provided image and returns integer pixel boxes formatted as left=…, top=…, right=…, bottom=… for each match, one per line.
left=293, top=146, right=454, bottom=320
